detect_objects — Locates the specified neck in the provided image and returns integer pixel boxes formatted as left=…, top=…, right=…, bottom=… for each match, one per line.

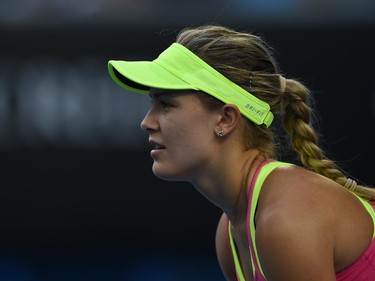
left=191, top=150, right=266, bottom=226
left=225, top=153, right=266, bottom=226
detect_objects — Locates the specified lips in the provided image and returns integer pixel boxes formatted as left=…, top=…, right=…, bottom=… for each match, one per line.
left=149, top=139, right=165, bottom=159
left=150, top=139, right=166, bottom=150
left=154, top=144, right=165, bottom=149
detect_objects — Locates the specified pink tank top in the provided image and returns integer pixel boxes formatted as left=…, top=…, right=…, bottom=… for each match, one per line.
left=228, top=160, right=375, bottom=281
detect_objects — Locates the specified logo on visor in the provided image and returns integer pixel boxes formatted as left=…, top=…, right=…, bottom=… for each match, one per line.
left=245, top=104, right=265, bottom=117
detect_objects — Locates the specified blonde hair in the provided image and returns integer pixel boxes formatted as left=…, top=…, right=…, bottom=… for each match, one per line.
left=176, top=24, right=375, bottom=200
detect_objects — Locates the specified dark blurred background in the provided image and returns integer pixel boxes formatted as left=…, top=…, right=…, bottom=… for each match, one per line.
left=0, top=1, right=374, bottom=280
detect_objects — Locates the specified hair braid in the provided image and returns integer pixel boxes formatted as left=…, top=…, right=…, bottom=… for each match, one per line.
left=282, top=78, right=375, bottom=200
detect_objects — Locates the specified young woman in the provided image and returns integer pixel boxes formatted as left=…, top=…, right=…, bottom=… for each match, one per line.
left=108, top=24, right=375, bottom=280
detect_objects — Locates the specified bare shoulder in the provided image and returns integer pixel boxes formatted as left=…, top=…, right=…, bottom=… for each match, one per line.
left=259, top=164, right=367, bottom=216
left=254, top=164, right=373, bottom=280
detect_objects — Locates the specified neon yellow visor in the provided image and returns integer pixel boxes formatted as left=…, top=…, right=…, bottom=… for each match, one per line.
left=108, top=43, right=274, bottom=127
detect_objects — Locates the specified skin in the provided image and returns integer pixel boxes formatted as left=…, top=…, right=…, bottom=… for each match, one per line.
left=140, top=89, right=374, bottom=281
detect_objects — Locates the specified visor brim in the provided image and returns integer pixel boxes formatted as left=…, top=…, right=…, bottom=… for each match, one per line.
left=108, top=60, right=196, bottom=94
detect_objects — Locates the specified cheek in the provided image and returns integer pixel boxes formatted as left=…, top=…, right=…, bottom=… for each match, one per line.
left=163, top=105, right=216, bottom=153
left=176, top=123, right=214, bottom=156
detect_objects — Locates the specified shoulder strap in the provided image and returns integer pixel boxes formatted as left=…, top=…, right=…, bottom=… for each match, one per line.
left=227, top=223, right=247, bottom=281
left=246, top=160, right=294, bottom=280
left=353, top=194, right=375, bottom=238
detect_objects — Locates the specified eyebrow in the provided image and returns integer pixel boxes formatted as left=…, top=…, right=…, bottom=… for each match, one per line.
left=149, top=89, right=204, bottom=103
left=149, top=89, right=185, bottom=100
left=149, top=91, right=173, bottom=100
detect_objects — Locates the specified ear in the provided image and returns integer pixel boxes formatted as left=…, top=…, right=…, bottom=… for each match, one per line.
left=215, top=104, right=241, bottom=136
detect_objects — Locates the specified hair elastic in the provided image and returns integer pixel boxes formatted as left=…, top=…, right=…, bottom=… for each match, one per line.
left=344, top=178, right=357, bottom=191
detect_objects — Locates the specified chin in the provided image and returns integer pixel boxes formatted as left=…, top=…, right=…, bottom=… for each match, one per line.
left=152, top=164, right=185, bottom=182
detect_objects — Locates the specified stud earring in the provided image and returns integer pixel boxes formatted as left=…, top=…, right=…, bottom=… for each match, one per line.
left=217, top=130, right=224, bottom=137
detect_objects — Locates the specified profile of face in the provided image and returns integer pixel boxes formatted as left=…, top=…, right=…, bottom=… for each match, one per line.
left=140, top=89, right=221, bottom=182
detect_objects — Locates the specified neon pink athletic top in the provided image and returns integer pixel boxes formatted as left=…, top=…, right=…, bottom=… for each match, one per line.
left=228, top=160, right=375, bottom=281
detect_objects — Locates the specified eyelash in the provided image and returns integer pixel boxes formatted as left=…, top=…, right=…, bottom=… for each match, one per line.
left=160, top=100, right=170, bottom=107
left=149, top=99, right=171, bottom=109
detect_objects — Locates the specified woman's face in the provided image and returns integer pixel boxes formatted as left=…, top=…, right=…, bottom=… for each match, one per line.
left=140, top=89, right=220, bottom=181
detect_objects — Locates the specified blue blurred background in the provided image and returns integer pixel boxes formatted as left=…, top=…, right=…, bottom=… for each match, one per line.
left=0, top=1, right=374, bottom=280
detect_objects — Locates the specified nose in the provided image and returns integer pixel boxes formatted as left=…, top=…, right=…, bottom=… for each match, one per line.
left=140, top=109, right=158, bottom=132
left=140, top=116, right=149, bottom=131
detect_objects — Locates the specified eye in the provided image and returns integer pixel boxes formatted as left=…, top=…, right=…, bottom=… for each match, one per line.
left=149, top=92, right=175, bottom=111
left=160, top=100, right=170, bottom=108
left=157, top=97, right=174, bottom=110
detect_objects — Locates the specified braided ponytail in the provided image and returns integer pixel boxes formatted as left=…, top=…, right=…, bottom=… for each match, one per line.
left=281, top=78, right=375, bottom=200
